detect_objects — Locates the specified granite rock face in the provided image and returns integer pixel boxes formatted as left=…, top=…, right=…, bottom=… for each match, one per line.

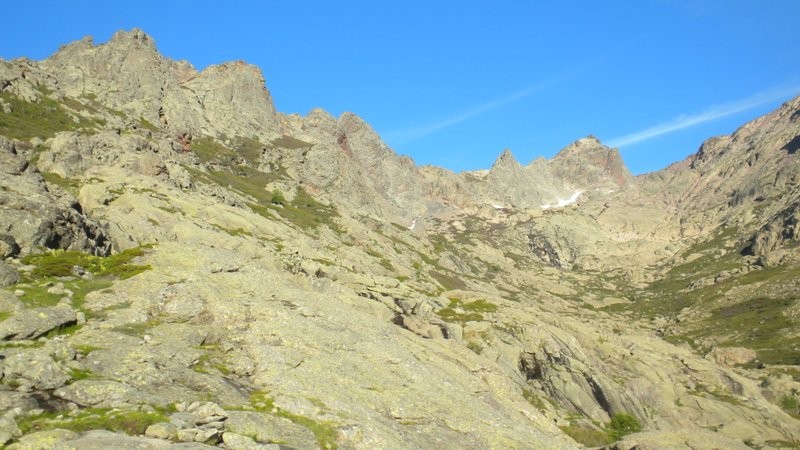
left=1, top=29, right=799, bottom=449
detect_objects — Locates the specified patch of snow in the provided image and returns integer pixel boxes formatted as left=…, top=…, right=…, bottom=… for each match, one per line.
left=492, top=204, right=504, bottom=209
left=408, top=218, right=418, bottom=231
left=541, top=191, right=583, bottom=210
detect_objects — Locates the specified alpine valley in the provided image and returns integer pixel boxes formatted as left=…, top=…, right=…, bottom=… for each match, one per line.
left=1, top=30, right=799, bottom=449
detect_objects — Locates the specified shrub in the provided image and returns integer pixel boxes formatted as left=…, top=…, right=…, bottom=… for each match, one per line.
left=607, top=413, right=642, bottom=441
left=270, top=189, right=286, bottom=205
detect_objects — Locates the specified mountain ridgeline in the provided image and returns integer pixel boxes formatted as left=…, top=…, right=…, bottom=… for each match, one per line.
left=1, top=29, right=799, bottom=449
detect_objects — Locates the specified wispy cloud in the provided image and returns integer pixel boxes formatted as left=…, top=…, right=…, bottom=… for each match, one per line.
left=607, top=84, right=800, bottom=148
left=383, top=68, right=583, bottom=145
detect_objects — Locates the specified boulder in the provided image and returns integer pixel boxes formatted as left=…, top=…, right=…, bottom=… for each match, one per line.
left=0, top=305, right=77, bottom=341
left=0, top=261, right=20, bottom=287
left=1, top=349, right=69, bottom=390
left=224, top=410, right=318, bottom=449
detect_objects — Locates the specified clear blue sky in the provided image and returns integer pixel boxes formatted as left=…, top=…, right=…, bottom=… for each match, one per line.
left=3, top=1, right=799, bottom=174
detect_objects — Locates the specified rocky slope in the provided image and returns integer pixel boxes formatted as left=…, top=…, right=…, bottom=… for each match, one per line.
left=0, top=29, right=799, bottom=449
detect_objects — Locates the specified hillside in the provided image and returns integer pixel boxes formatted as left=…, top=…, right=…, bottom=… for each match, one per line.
left=1, top=29, right=799, bottom=449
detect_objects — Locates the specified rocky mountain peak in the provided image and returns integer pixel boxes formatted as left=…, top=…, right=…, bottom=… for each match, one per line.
left=108, top=28, right=158, bottom=50
left=491, top=148, right=520, bottom=170
left=549, top=135, right=632, bottom=188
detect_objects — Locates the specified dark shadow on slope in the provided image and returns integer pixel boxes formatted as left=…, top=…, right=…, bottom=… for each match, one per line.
left=782, top=134, right=800, bottom=155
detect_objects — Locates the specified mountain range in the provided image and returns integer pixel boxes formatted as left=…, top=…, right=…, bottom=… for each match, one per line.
left=1, top=29, right=799, bottom=449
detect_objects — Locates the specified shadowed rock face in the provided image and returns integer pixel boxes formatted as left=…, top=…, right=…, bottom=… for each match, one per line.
left=0, top=29, right=799, bottom=449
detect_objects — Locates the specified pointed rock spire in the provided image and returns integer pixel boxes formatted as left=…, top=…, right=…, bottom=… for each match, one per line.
left=491, top=148, right=520, bottom=170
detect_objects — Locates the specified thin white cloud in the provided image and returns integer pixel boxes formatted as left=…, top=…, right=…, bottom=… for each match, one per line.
left=607, top=84, right=800, bottom=148
left=384, top=68, right=582, bottom=144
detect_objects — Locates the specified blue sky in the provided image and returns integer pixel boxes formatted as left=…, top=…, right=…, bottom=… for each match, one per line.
left=3, top=1, right=799, bottom=174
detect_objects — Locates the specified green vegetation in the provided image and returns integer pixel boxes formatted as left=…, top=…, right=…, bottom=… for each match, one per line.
left=192, top=345, right=231, bottom=375
left=607, top=413, right=642, bottom=441
left=235, top=136, right=265, bottom=162
left=597, top=222, right=800, bottom=367
left=188, top=164, right=341, bottom=232
left=10, top=247, right=151, bottom=317
left=43, top=322, right=82, bottom=339
left=13, top=278, right=112, bottom=310
left=686, top=383, right=744, bottom=406
left=365, top=249, right=394, bottom=271
left=436, top=298, right=497, bottom=323
left=466, top=341, right=483, bottom=354
left=189, top=135, right=267, bottom=164
left=138, top=116, right=159, bottom=132
left=708, top=297, right=800, bottom=366
left=560, top=413, right=641, bottom=446
left=74, top=344, right=104, bottom=356
left=270, top=189, right=286, bottom=205
left=190, top=136, right=238, bottom=163
left=249, top=187, right=342, bottom=233
left=17, top=408, right=168, bottom=436
left=245, top=390, right=338, bottom=449
left=113, top=319, right=161, bottom=337
left=781, top=395, right=800, bottom=418
left=559, top=423, right=613, bottom=446
left=22, top=246, right=152, bottom=279
left=40, top=172, right=82, bottom=194
left=0, top=90, right=103, bottom=140
left=522, top=389, right=548, bottom=412
left=210, top=223, right=253, bottom=238
left=68, top=367, right=97, bottom=381
left=271, top=135, right=312, bottom=150
left=429, top=271, right=467, bottom=291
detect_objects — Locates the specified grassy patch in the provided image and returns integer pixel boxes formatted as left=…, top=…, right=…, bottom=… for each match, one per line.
left=210, top=223, right=253, bottom=237
left=68, top=367, right=97, bottom=381
left=0, top=90, right=102, bottom=140
left=522, top=389, right=548, bottom=412
left=190, top=136, right=237, bottom=163
left=192, top=345, right=231, bottom=376
left=436, top=298, right=497, bottom=323
left=560, top=424, right=612, bottom=447
left=429, top=271, right=467, bottom=291
left=560, top=413, right=641, bottom=445
left=22, top=246, right=152, bottom=279
left=13, top=278, right=113, bottom=309
left=138, top=116, right=159, bottom=132
left=113, top=320, right=161, bottom=337
left=780, top=395, right=800, bottom=418
left=40, top=172, right=82, bottom=194
left=246, top=390, right=338, bottom=449
left=701, top=297, right=799, bottom=366
left=16, top=408, right=167, bottom=436
left=235, top=136, right=265, bottom=163
left=365, top=249, right=394, bottom=271
left=607, top=413, right=642, bottom=441
left=74, top=344, right=104, bottom=356
left=43, top=322, right=82, bottom=339
left=271, top=135, right=312, bottom=150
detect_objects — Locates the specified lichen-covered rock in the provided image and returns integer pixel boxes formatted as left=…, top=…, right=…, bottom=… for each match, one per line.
left=0, top=415, right=21, bottom=446
left=224, top=411, right=318, bottom=449
left=0, top=305, right=76, bottom=341
left=53, top=379, right=143, bottom=408
left=1, top=349, right=69, bottom=390
left=0, top=261, right=20, bottom=287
